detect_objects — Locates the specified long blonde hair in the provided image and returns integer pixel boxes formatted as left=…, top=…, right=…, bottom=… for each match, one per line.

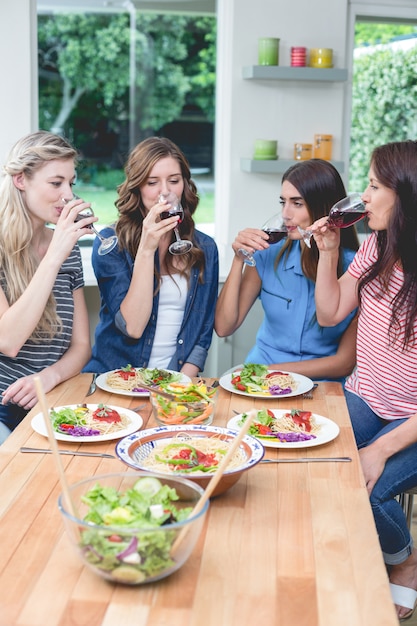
left=0, top=131, right=77, bottom=340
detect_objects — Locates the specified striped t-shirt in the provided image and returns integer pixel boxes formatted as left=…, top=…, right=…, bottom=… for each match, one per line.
left=345, top=233, right=417, bottom=420
left=0, top=245, right=84, bottom=394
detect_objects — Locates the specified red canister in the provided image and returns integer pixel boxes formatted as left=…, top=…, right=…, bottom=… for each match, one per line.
left=291, top=46, right=307, bottom=67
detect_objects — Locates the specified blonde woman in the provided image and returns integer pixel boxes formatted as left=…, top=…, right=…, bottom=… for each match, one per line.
left=0, top=131, right=93, bottom=443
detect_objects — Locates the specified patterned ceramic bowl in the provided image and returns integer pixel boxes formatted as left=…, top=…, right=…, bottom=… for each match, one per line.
left=115, top=425, right=265, bottom=497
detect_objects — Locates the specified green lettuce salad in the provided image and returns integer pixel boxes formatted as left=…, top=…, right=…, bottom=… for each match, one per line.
left=77, top=477, right=192, bottom=584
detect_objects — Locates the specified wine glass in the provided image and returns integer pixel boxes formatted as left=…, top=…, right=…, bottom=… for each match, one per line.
left=297, top=192, right=367, bottom=249
left=159, top=191, right=193, bottom=255
left=237, top=215, right=288, bottom=267
left=65, top=194, right=118, bottom=255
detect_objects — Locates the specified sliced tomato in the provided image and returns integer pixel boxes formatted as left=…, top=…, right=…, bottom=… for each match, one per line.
left=265, top=371, right=285, bottom=378
left=288, top=410, right=313, bottom=432
left=231, top=375, right=241, bottom=384
left=116, top=369, right=136, bottom=380
left=93, top=405, right=122, bottom=423
left=256, top=424, right=273, bottom=436
left=266, top=409, right=275, bottom=419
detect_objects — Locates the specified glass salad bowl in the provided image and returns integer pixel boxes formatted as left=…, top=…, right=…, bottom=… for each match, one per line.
left=58, top=472, right=208, bottom=585
left=149, top=381, right=218, bottom=427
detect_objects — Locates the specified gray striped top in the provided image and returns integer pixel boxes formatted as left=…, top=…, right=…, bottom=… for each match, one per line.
left=0, top=245, right=84, bottom=393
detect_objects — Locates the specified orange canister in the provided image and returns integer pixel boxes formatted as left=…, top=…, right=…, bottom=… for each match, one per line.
left=309, top=48, right=333, bottom=69
left=313, top=134, right=333, bottom=160
left=294, top=143, right=312, bottom=160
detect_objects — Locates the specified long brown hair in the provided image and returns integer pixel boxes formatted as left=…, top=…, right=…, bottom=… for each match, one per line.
left=115, top=137, right=205, bottom=282
left=275, top=159, right=359, bottom=281
left=358, top=140, right=417, bottom=349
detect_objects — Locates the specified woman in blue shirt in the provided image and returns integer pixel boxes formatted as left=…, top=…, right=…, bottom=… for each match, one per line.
left=85, top=137, right=219, bottom=377
left=215, top=159, right=359, bottom=381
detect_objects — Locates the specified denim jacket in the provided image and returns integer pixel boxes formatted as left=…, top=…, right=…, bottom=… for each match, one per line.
left=84, top=228, right=219, bottom=374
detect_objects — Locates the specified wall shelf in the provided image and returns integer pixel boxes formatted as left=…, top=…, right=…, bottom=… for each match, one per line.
left=242, top=66, right=348, bottom=81
left=241, top=158, right=345, bottom=174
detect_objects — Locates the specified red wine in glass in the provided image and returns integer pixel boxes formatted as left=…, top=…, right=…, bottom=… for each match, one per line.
left=264, top=228, right=288, bottom=244
left=160, top=207, right=184, bottom=222
left=298, top=192, right=367, bottom=248
left=238, top=214, right=288, bottom=267
left=327, top=205, right=366, bottom=228
left=159, top=192, right=193, bottom=255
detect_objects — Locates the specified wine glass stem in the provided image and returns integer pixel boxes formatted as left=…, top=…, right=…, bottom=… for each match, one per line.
left=173, top=228, right=181, bottom=242
left=90, top=225, right=105, bottom=242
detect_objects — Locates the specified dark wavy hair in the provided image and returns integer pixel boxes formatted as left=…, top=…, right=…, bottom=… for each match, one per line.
left=275, top=159, right=359, bottom=281
left=115, top=136, right=204, bottom=282
left=358, top=140, right=417, bottom=349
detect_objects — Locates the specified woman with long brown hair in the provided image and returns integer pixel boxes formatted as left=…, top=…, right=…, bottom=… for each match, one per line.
left=85, top=137, right=218, bottom=377
left=215, top=159, right=359, bottom=381
left=312, top=140, right=417, bottom=620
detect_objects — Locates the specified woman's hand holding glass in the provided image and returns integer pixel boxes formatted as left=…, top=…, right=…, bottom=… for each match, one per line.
left=159, top=191, right=193, bottom=255
left=235, top=215, right=288, bottom=267
left=297, top=192, right=366, bottom=249
left=49, top=196, right=97, bottom=261
left=302, top=215, right=343, bottom=253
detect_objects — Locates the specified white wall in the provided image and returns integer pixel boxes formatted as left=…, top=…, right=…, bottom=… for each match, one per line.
left=0, top=0, right=38, bottom=163
left=214, top=0, right=350, bottom=278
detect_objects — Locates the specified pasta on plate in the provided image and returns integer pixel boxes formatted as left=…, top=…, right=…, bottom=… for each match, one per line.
left=50, top=404, right=132, bottom=437
left=105, top=366, right=182, bottom=393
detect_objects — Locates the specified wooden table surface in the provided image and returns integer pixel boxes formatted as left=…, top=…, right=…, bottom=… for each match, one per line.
left=0, top=374, right=398, bottom=626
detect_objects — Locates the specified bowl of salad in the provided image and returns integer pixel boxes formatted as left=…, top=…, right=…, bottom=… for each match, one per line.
left=115, top=425, right=265, bottom=497
left=58, top=473, right=208, bottom=585
left=149, top=381, right=218, bottom=427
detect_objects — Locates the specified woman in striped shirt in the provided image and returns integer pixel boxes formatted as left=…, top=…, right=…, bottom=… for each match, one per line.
left=0, top=131, right=93, bottom=444
left=312, top=140, right=417, bottom=621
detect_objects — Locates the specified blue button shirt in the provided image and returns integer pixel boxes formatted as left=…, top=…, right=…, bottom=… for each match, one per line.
left=84, top=228, right=219, bottom=374
left=245, top=240, right=356, bottom=380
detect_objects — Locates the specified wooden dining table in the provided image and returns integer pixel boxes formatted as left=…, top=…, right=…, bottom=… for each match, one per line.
left=0, top=373, right=399, bottom=626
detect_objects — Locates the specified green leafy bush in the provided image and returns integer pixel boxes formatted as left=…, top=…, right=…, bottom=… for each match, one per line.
left=349, top=45, right=417, bottom=192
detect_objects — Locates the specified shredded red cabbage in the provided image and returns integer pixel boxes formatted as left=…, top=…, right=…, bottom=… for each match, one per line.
left=59, top=426, right=101, bottom=437
left=273, top=432, right=316, bottom=442
left=268, top=385, right=292, bottom=396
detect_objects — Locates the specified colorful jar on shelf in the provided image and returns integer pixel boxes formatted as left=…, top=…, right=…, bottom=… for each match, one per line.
left=309, top=48, right=333, bottom=68
left=294, top=143, right=312, bottom=161
left=253, top=139, right=278, bottom=160
left=258, top=38, right=280, bottom=66
left=313, top=134, right=333, bottom=160
left=291, top=47, right=307, bottom=67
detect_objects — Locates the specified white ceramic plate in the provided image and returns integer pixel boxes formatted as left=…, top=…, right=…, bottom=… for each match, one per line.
left=226, top=410, right=339, bottom=448
left=95, top=369, right=191, bottom=397
left=31, top=404, right=143, bottom=442
left=219, top=369, right=314, bottom=399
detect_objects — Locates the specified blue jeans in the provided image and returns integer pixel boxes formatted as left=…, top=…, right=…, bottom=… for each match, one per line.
left=0, top=404, right=28, bottom=445
left=345, top=390, right=417, bottom=565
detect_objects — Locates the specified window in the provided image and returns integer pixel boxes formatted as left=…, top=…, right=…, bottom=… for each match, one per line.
left=37, top=1, right=216, bottom=231
left=349, top=18, right=417, bottom=193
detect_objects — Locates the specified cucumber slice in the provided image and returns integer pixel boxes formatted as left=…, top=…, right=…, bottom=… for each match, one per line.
left=133, top=477, right=162, bottom=497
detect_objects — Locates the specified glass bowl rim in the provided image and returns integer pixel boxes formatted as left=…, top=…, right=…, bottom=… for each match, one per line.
left=58, top=470, right=209, bottom=531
